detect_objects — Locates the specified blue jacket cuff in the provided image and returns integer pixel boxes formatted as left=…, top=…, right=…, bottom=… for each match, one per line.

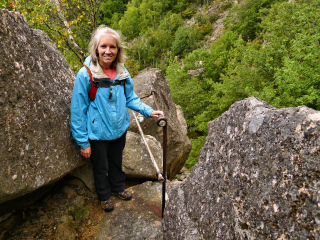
left=147, top=108, right=154, bottom=117
left=81, top=142, right=91, bottom=150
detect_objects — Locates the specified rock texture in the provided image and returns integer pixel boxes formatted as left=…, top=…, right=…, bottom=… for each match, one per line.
left=123, top=131, right=163, bottom=179
left=96, top=181, right=163, bottom=239
left=0, top=9, right=81, bottom=204
left=129, top=68, right=192, bottom=179
left=164, top=97, right=320, bottom=239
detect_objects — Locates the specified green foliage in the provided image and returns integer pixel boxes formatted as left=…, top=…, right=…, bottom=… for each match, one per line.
left=126, top=12, right=183, bottom=70
left=167, top=49, right=210, bottom=133
left=208, top=13, right=219, bottom=23
left=97, top=0, right=129, bottom=28
left=220, top=0, right=233, bottom=10
left=167, top=31, right=239, bottom=135
left=222, top=0, right=320, bottom=109
left=182, top=7, right=195, bottom=19
left=158, top=12, right=184, bottom=34
left=195, top=13, right=213, bottom=36
left=171, top=26, right=200, bottom=56
left=119, top=2, right=141, bottom=39
left=172, top=0, right=187, bottom=13
left=185, top=136, right=206, bottom=169
left=259, top=0, right=320, bottom=109
left=127, top=27, right=174, bottom=70
left=13, top=0, right=99, bottom=71
left=171, top=26, right=189, bottom=56
left=119, top=0, right=178, bottom=40
left=125, top=59, right=140, bottom=77
left=224, top=0, right=286, bottom=41
left=118, top=0, right=215, bottom=70
left=0, top=0, right=13, bottom=9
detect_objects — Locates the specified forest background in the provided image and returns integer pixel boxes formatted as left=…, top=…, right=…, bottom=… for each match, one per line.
left=2, top=0, right=320, bottom=169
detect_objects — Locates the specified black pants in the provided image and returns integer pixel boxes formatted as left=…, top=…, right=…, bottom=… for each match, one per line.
left=90, top=131, right=127, bottom=201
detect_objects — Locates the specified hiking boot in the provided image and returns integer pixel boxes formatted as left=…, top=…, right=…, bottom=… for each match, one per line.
left=112, top=190, right=132, bottom=200
left=101, top=199, right=114, bottom=212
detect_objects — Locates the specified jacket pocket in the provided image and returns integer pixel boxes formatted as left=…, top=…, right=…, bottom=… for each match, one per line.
left=88, top=106, right=100, bottom=135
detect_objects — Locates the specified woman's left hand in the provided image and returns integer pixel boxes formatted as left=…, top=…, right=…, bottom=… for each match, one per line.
left=150, top=110, right=164, bottom=118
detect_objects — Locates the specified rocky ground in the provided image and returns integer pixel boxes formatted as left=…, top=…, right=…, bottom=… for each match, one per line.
left=2, top=175, right=143, bottom=240
left=1, top=167, right=190, bottom=239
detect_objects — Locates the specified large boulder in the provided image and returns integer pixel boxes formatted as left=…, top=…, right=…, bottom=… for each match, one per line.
left=129, top=68, right=192, bottom=179
left=0, top=9, right=81, bottom=205
left=164, top=97, right=320, bottom=239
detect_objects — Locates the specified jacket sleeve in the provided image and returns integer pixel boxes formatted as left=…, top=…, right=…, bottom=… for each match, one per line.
left=124, top=74, right=154, bottom=117
left=70, top=68, right=91, bottom=149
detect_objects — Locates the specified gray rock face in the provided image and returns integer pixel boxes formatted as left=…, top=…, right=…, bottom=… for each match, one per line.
left=163, top=97, right=320, bottom=239
left=123, top=131, right=163, bottom=179
left=0, top=9, right=81, bottom=204
left=129, top=68, right=192, bottom=179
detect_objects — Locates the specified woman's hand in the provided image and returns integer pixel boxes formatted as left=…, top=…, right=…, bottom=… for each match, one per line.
left=81, top=146, right=91, bottom=159
left=150, top=111, right=164, bottom=118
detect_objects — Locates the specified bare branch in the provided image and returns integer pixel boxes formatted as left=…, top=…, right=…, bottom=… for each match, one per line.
left=50, top=0, right=86, bottom=59
left=43, top=21, right=84, bottom=64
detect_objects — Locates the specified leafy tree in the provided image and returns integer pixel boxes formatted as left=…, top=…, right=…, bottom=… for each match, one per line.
left=221, top=0, right=320, bottom=110
left=171, top=25, right=199, bottom=56
left=224, top=0, right=286, bottom=41
left=172, top=0, right=187, bottom=14
left=158, top=12, right=184, bottom=34
left=13, top=0, right=104, bottom=70
left=119, top=2, right=140, bottom=39
left=127, top=27, right=173, bottom=70
left=126, top=11, right=184, bottom=70
left=0, top=0, right=14, bottom=9
left=97, top=0, right=129, bottom=28
left=181, top=7, right=195, bottom=19
left=259, top=0, right=320, bottom=109
left=119, top=0, right=178, bottom=40
left=185, top=136, right=206, bottom=169
left=167, top=31, right=239, bottom=133
left=125, top=59, right=140, bottom=76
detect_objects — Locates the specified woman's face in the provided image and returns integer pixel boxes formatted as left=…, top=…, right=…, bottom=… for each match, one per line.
left=97, top=33, right=118, bottom=70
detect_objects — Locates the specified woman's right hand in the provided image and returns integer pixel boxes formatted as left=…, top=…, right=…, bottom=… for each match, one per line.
left=81, top=146, right=91, bottom=159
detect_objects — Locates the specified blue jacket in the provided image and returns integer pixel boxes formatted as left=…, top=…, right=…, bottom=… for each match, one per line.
left=71, top=57, right=153, bottom=149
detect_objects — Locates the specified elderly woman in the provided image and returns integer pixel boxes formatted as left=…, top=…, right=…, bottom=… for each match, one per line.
left=71, top=25, right=163, bottom=212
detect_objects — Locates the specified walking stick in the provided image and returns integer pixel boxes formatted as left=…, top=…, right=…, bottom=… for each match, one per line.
left=132, top=111, right=164, bottom=182
left=151, top=91, right=167, bottom=218
left=136, top=91, right=167, bottom=218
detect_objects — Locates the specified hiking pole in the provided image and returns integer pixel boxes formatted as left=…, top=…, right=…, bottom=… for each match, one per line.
left=132, top=111, right=165, bottom=182
left=159, top=118, right=167, bottom=218
left=139, top=91, right=167, bottom=217
left=151, top=91, right=167, bottom=218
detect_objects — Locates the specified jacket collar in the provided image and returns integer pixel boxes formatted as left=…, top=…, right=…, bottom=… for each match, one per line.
left=88, top=61, right=129, bottom=80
